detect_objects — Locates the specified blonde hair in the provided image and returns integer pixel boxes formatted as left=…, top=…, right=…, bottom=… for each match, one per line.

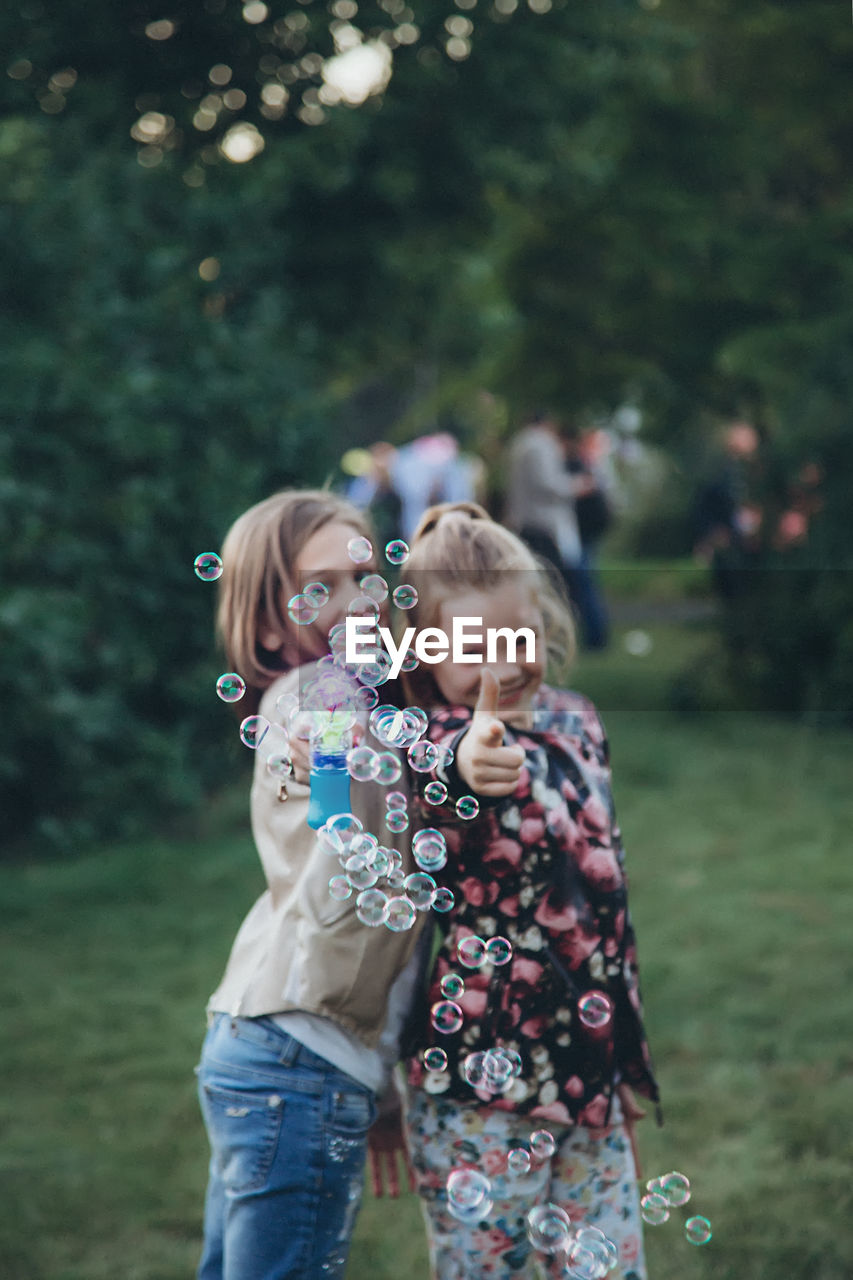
left=402, top=502, right=576, bottom=707
left=216, top=489, right=373, bottom=713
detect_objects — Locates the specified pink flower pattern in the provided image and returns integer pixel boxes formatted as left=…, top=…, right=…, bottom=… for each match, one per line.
left=406, top=685, right=659, bottom=1122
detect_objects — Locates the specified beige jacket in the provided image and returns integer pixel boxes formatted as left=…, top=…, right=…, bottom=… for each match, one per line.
left=208, top=668, right=425, bottom=1049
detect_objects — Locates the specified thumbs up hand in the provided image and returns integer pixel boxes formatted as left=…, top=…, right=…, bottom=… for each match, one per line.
left=455, top=668, right=527, bottom=797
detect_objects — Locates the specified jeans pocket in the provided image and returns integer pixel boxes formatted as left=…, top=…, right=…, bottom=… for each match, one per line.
left=199, top=1080, right=286, bottom=1194
left=325, top=1083, right=376, bottom=1136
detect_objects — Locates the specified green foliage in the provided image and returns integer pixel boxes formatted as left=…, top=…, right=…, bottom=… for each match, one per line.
left=0, top=120, right=339, bottom=852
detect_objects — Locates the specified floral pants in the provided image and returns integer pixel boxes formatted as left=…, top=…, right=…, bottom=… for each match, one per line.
left=403, top=1088, right=646, bottom=1280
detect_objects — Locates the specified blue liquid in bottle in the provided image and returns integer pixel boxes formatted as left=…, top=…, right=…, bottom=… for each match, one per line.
left=307, top=747, right=352, bottom=829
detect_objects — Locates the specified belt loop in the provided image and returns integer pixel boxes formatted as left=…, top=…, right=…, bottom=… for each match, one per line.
left=277, top=1033, right=300, bottom=1067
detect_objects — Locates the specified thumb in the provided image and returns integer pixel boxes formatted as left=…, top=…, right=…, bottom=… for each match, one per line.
left=474, top=667, right=501, bottom=722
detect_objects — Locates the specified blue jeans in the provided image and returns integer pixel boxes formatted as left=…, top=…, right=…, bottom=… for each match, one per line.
left=196, top=1013, right=377, bottom=1280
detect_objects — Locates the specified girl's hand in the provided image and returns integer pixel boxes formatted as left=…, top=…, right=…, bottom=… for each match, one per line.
left=289, top=734, right=311, bottom=786
left=456, top=669, right=526, bottom=797
left=367, top=1104, right=416, bottom=1198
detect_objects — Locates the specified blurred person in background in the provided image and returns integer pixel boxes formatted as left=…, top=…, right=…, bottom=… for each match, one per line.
left=504, top=411, right=598, bottom=647
left=346, top=432, right=483, bottom=546
left=691, top=420, right=762, bottom=600
left=563, top=423, right=613, bottom=650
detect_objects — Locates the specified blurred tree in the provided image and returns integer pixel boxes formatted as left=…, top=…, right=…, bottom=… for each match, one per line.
left=2, top=0, right=852, bottom=850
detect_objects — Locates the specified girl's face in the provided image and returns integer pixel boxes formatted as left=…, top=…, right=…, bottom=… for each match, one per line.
left=433, top=581, right=545, bottom=728
left=261, top=520, right=377, bottom=662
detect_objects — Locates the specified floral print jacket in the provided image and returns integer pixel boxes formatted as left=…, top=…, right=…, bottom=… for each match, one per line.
left=406, top=684, right=661, bottom=1127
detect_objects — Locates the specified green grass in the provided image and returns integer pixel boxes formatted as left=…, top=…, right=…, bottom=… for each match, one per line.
left=3, top=618, right=853, bottom=1278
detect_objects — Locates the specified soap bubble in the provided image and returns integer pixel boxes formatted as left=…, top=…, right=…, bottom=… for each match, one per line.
left=385, top=896, right=417, bottom=932
left=328, top=622, right=348, bottom=652
left=566, top=1235, right=612, bottom=1279
left=370, top=704, right=410, bottom=747
left=240, top=715, right=270, bottom=749
left=424, top=780, right=448, bottom=805
left=462, top=1051, right=487, bottom=1088
left=372, top=704, right=427, bottom=748
left=578, top=991, right=613, bottom=1030
left=404, top=872, right=437, bottom=910
left=287, top=593, right=320, bottom=626
left=367, top=845, right=391, bottom=878
left=439, top=973, right=465, bottom=999
left=457, top=935, right=487, bottom=968
left=456, top=795, right=480, bottom=820
left=448, top=1195, right=493, bottom=1225
left=413, top=833, right=447, bottom=873
left=413, top=826, right=445, bottom=852
left=385, top=810, right=409, bottom=833
left=526, top=1203, right=572, bottom=1254
left=356, top=888, right=389, bottom=927
left=507, top=1148, right=531, bottom=1176
left=405, top=706, right=429, bottom=738
left=530, top=1129, right=556, bottom=1161
left=437, top=743, right=455, bottom=769
left=356, top=685, right=379, bottom=712
left=640, top=1193, right=670, bottom=1225
left=660, top=1171, right=691, bottom=1207
left=346, top=594, right=380, bottom=620
left=431, top=1000, right=464, bottom=1034
left=385, top=867, right=405, bottom=889
left=432, top=887, right=455, bottom=912
left=485, top=936, right=512, bottom=966
left=482, top=1048, right=515, bottom=1092
left=194, top=551, right=222, bottom=581
left=499, top=1047, right=523, bottom=1077
left=328, top=875, right=352, bottom=901
left=386, top=790, right=407, bottom=810
left=216, top=672, right=246, bottom=703
left=375, top=751, right=402, bottom=784
left=345, top=853, right=379, bottom=890
left=423, top=1047, right=448, bottom=1071
left=400, top=648, right=419, bottom=673
left=360, top=573, right=389, bottom=604
left=385, top=539, right=410, bottom=565
left=266, top=752, right=292, bottom=780
left=408, top=740, right=440, bottom=772
left=356, top=650, right=392, bottom=687
left=317, top=812, right=363, bottom=857
left=347, top=535, right=373, bottom=564
left=446, top=1168, right=490, bottom=1213
left=393, top=584, right=418, bottom=610
left=346, top=745, right=380, bottom=782
left=303, top=580, right=330, bottom=607
left=684, top=1215, right=712, bottom=1246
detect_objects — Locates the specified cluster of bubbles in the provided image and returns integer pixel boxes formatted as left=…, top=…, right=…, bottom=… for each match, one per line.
left=528, top=1214, right=619, bottom=1277
left=640, top=1171, right=711, bottom=1246
left=317, top=812, right=459, bottom=932
left=456, top=934, right=514, bottom=969
left=461, top=1046, right=523, bottom=1095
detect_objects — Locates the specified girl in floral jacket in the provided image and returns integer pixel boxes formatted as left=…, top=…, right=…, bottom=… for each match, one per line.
left=400, top=503, right=660, bottom=1280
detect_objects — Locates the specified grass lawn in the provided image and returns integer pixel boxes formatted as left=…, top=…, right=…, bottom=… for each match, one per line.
left=2, top=614, right=852, bottom=1279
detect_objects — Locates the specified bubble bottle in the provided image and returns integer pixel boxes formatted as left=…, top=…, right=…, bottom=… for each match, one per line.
left=307, top=724, right=353, bottom=830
